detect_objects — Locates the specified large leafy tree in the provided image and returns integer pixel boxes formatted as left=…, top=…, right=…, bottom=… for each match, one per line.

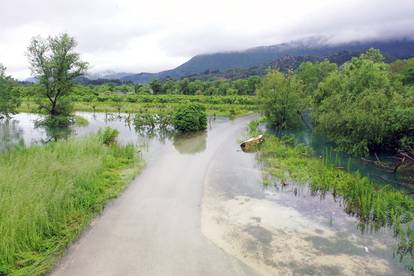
left=257, top=70, right=303, bottom=129
left=297, top=60, right=337, bottom=102
left=0, top=64, right=20, bottom=119
left=313, top=49, right=414, bottom=155
left=27, top=33, right=88, bottom=126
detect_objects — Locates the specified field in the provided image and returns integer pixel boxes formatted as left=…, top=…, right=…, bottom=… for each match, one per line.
left=18, top=95, right=258, bottom=117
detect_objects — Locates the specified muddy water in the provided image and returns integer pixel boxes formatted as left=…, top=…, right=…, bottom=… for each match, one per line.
left=201, top=131, right=409, bottom=275
left=0, top=113, right=409, bottom=275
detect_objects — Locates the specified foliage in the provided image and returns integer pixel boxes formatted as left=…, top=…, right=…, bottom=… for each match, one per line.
left=0, top=64, right=20, bottom=119
left=297, top=59, right=337, bottom=102
left=256, top=70, right=303, bottom=129
left=99, top=127, right=119, bottom=145
left=313, top=49, right=414, bottom=155
left=134, top=112, right=157, bottom=129
left=390, top=58, right=414, bottom=85
left=0, top=135, right=142, bottom=275
left=173, top=103, right=207, bottom=132
left=27, top=33, right=88, bottom=126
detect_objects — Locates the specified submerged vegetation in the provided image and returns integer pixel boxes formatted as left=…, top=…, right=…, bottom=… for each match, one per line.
left=249, top=120, right=414, bottom=272
left=0, top=131, right=142, bottom=275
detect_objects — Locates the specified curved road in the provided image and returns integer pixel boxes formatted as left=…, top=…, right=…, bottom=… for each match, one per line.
left=52, top=116, right=259, bottom=276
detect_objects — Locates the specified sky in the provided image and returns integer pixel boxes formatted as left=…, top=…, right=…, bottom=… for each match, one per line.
left=1, top=0, right=414, bottom=79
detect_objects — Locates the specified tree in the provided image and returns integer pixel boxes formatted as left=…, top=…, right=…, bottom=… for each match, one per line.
left=0, top=64, right=20, bottom=119
left=27, top=33, right=88, bottom=126
left=257, top=70, right=303, bottom=129
left=173, top=103, right=207, bottom=132
left=313, top=49, right=414, bottom=155
left=297, top=60, right=337, bottom=100
left=149, top=79, right=163, bottom=94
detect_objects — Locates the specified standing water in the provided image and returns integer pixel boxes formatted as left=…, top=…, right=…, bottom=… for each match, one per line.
left=0, top=112, right=411, bottom=275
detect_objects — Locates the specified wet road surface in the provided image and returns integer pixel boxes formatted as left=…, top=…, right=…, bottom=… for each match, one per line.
left=51, top=116, right=258, bottom=276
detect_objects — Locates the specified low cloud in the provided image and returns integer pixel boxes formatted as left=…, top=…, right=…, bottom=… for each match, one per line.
left=0, top=0, right=413, bottom=79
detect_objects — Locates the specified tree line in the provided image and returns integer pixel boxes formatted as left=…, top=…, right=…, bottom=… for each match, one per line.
left=257, top=48, right=414, bottom=159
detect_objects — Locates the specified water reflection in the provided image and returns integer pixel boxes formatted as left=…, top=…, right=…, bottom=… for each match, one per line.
left=268, top=125, right=413, bottom=191
left=173, top=131, right=207, bottom=155
left=0, top=112, right=204, bottom=155
left=0, top=120, right=24, bottom=152
left=38, top=125, right=73, bottom=143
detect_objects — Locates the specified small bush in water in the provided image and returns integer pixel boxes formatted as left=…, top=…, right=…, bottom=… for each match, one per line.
left=173, top=103, right=207, bottom=132
left=99, top=127, right=119, bottom=145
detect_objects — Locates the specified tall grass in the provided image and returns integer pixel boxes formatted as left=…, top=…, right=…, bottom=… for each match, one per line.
left=0, top=135, right=142, bottom=275
left=250, top=120, right=414, bottom=272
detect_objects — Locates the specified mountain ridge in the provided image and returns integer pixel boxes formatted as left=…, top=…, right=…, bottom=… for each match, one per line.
left=118, top=38, right=414, bottom=83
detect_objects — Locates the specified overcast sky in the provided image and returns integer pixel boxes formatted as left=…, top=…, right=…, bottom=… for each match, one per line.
left=1, top=0, right=413, bottom=79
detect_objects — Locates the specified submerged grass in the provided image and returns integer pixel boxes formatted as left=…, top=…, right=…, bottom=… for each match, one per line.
left=0, top=135, right=143, bottom=275
left=249, top=120, right=414, bottom=272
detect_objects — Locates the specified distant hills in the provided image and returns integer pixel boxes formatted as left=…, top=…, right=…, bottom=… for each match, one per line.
left=119, top=38, right=414, bottom=83
left=25, top=38, right=414, bottom=84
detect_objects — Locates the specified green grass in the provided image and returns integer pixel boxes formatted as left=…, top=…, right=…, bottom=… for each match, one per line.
left=18, top=95, right=257, bottom=118
left=0, top=136, right=143, bottom=275
left=250, top=120, right=414, bottom=272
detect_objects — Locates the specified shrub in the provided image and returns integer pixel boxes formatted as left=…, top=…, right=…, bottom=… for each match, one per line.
left=99, top=127, right=119, bottom=145
left=173, top=103, right=207, bottom=132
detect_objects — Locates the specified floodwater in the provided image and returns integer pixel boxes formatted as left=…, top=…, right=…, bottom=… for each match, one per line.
left=269, top=126, right=414, bottom=193
left=0, top=113, right=411, bottom=275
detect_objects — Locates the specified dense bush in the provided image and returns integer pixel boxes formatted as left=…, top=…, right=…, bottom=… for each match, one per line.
left=173, top=103, right=207, bottom=132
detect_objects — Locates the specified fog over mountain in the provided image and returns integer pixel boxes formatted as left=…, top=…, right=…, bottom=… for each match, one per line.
left=1, top=0, right=414, bottom=79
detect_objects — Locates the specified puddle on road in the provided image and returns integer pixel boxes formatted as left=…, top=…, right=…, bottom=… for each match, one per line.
left=201, top=136, right=410, bottom=275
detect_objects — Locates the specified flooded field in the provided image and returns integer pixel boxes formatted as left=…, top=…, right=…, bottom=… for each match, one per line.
left=0, top=113, right=410, bottom=275
left=270, top=126, right=414, bottom=192
left=201, top=130, right=410, bottom=275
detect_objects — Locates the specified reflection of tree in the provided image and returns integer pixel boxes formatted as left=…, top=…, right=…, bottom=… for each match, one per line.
left=134, top=125, right=175, bottom=144
left=34, top=122, right=72, bottom=144
left=173, top=131, right=207, bottom=154
left=0, top=119, right=24, bottom=152
left=43, top=126, right=72, bottom=143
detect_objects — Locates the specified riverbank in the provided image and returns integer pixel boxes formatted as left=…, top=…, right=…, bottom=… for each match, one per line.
left=0, top=135, right=143, bottom=275
left=249, top=120, right=414, bottom=272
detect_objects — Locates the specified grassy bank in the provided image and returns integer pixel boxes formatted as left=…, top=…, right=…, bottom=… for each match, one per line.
left=249, top=120, right=414, bottom=272
left=0, top=135, right=143, bottom=275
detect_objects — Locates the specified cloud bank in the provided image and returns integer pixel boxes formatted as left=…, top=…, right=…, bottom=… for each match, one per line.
left=0, top=0, right=413, bottom=79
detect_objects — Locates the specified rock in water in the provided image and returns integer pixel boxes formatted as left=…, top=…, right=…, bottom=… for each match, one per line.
left=240, top=134, right=264, bottom=152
